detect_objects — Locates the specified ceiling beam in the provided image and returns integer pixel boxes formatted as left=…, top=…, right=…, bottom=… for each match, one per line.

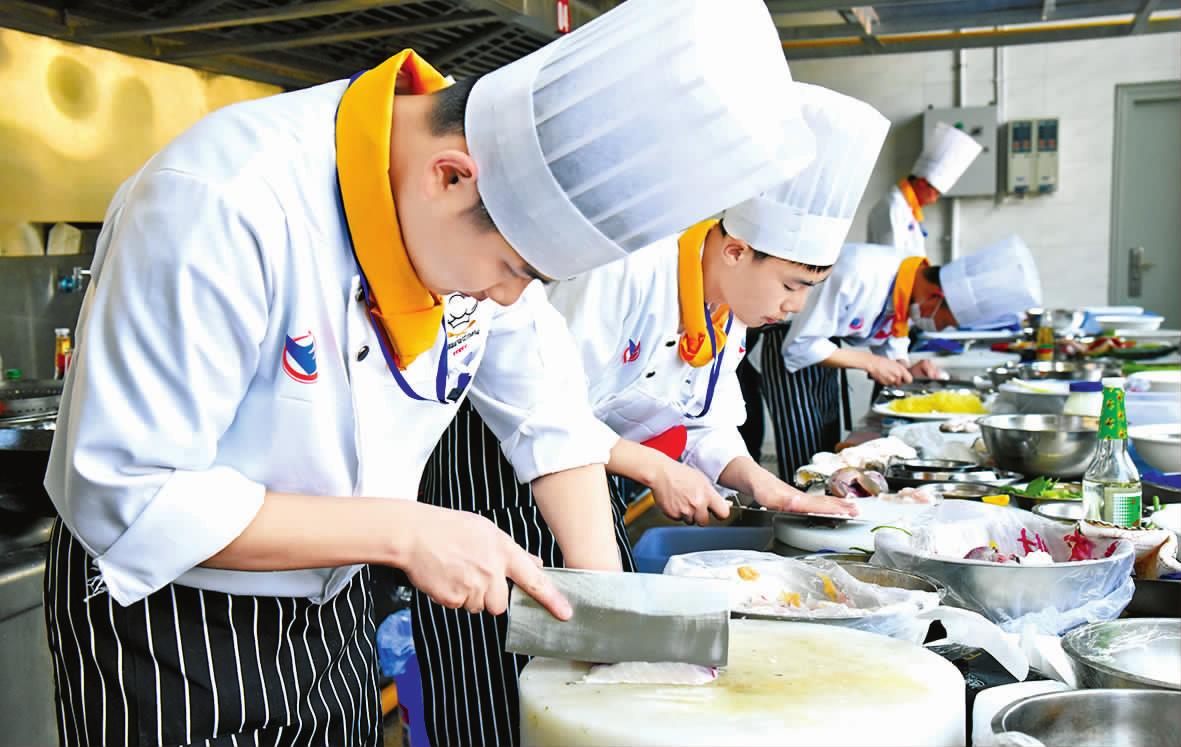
left=785, top=16, right=1181, bottom=58
left=1130, top=0, right=1163, bottom=32
left=1041, top=0, right=1057, bottom=21
left=81, top=0, right=422, bottom=40
left=161, top=11, right=498, bottom=60
left=425, top=23, right=509, bottom=68
left=767, top=0, right=945, bottom=13
left=777, top=0, right=1181, bottom=41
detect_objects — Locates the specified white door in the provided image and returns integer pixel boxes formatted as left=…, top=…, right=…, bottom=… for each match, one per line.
left=1109, top=81, right=1181, bottom=328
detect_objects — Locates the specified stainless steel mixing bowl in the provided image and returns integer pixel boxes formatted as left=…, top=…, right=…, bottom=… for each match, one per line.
left=992, top=689, right=1180, bottom=746
left=1061, top=618, right=1181, bottom=690
left=978, top=414, right=1099, bottom=479
left=986, top=360, right=1119, bottom=387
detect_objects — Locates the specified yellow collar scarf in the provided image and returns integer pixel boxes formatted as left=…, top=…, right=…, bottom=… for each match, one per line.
left=898, top=178, right=925, bottom=223
left=678, top=220, right=731, bottom=367
left=336, top=50, right=448, bottom=370
left=891, top=255, right=930, bottom=337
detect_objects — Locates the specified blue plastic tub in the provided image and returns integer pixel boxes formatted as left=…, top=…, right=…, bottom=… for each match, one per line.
left=632, top=526, right=773, bottom=574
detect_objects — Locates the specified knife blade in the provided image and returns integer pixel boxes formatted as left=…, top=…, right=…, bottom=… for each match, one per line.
left=505, top=568, right=731, bottom=667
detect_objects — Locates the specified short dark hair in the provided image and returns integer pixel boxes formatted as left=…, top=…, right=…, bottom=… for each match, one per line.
left=923, top=264, right=942, bottom=287
left=718, top=218, right=832, bottom=274
left=430, top=76, right=497, bottom=231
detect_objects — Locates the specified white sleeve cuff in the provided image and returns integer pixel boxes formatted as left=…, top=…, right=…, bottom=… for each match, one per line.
left=491, top=408, right=618, bottom=485
left=683, top=427, right=748, bottom=487
left=783, top=337, right=838, bottom=373
left=93, top=466, right=265, bottom=606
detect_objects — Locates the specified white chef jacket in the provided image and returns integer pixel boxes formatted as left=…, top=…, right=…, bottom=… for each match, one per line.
left=545, top=236, right=750, bottom=487
left=866, top=185, right=928, bottom=257
left=779, top=243, right=917, bottom=372
left=44, top=79, right=614, bottom=607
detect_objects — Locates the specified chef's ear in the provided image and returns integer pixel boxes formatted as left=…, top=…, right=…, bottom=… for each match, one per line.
left=720, top=237, right=753, bottom=266
left=423, top=149, right=480, bottom=201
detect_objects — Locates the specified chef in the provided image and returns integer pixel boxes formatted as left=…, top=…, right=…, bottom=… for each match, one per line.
left=412, top=84, right=877, bottom=747
left=866, top=122, right=984, bottom=255
left=40, top=0, right=804, bottom=743
left=767, top=236, right=1043, bottom=477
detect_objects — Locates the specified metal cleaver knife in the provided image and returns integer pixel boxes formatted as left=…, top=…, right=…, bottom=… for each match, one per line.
left=505, top=568, right=731, bottom=667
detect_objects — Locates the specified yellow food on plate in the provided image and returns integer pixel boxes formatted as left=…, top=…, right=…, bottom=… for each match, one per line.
left=820, top=574, right=839, bottom=601
left=779, top=591, right=802, bottom=608
left=737, top=565, right=760, bottom=581
left=890, top=391, right=988, bottom=415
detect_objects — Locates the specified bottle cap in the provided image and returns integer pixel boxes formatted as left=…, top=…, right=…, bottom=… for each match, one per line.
left=1069, top=381, right=1103, bottom=393
left=4, top=368, right=22, bottom=380
left=1101, top=377, right=1126, bottom=389
left=55, top=327, right=71, bottom=336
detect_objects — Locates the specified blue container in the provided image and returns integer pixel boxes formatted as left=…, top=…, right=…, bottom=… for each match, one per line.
left=632, top=526, right=773, bottom=574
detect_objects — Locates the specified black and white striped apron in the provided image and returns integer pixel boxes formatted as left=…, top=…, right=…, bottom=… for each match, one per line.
left=412, top=401, right=636, bottom=747
left=43, top=520, right=382, bottom=747
left=759, top=325, right=843, bottom=481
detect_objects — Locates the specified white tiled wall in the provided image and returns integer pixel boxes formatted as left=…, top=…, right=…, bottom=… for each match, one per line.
left=788, top=33, right=1181, bottom=309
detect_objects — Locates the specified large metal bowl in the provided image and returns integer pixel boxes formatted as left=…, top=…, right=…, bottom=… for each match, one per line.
left=1061, top=618, right=1181, bottom=690
left=885, top=465, right=1023, bottom=490
left=987, top=360, right=1119, bottom=388
left=1032, top=500, right=1085, bottom=524
left=992, top=689, right=1181, bottom=746
left=978, top=414, right=1099, bottom=479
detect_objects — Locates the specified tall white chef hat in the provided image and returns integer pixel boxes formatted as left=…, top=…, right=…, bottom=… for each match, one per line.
left=942, top=235, right=1043, bottom=327
left=912, top=122, right=983, bottom=194
left=721, top=84, right=888, bottom=266
left=465, top=0, right=816, bottom=279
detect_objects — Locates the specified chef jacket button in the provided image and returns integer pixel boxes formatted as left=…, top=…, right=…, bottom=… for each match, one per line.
left=355, top=286, right=365, bottom=303
left=645, top=371, right=656, bottom=378
left=356, top=345, right=370, bottom=361
left=666, top=340, right=676, bottom=347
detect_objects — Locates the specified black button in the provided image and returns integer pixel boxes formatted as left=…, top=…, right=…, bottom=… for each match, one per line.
left=665, top=340, right=676, bottom=347
left=356, top=345, right=370, bottom=361
left=355, top=286, right=365, bottom=303
left=645, top=371, right=656, bottom=378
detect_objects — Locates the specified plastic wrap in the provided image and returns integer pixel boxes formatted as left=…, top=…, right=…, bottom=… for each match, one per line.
left=872, top=501, right=1135, bottom=635
left=889, top=421, right=986, bottom=464
left=376, top=609, right=415, bottom=678
left=1062, top=619, right=1181, bottom=688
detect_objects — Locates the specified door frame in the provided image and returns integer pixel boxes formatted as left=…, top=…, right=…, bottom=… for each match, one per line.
left=1109, top=80, right=1181, bottom=305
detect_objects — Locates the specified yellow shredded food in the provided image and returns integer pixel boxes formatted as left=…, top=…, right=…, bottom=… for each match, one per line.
left=820, top=574, right=839, bottom=601
left=890, top=391, right=988, bottom=415
left=779, top=591, right=801, bottom=608
left=737, top=565, right=760, bottom=581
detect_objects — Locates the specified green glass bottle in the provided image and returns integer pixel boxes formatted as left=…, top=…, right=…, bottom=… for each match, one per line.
left=1082, top=378, right=1141, bottom=527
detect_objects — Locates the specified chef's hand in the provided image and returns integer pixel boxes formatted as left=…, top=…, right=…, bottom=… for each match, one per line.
left=651, top=459, right=731, bottom=526
left=753, top=479, right=859, bottom=517
left=401, top=503, right=572, bottom=620
left=910, top=359, right=947, bottom=381
left=863, top=355, right=914, bottom=386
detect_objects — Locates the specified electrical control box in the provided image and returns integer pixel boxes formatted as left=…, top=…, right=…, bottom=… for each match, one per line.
left=1004, top=117, right=1059, bottom=195
left=1005, top=120, right=1036, bottom=194
left=1035, top=118, right=1059, bottom=193
left=920, top=106, right=997, bottom=197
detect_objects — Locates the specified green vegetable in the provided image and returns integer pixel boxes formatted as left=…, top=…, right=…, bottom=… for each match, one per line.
left=870, top=525, right=913, bottom=536
left=1006, top=476, right=1082, bottom=501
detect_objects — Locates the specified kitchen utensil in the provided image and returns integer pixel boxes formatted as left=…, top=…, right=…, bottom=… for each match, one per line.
left=1031, top=500, right=1085, bottom=523
left=1129, top=423, right=1181, bottom=473
left=978, top=414, right=1099, bottom=479
left=1126, top=578, right=1181, bottom=618
left=917, top=482, right=1000, bottom=501
left=908, top=350, right=1020, bottom=381
left=1025, top=307, right=1086, bottom=335
left=505, top=569, right=730, bottom=667
left=520, top=620, right=967, bottom=747
left=986, top=360, right=1118, bottom=388
left=992, top=689, right=1180, bottom=746
left=892, top=459, right=976, bottom=472
left=0, top=380, right=61, bottom=422
left=884, top=465, right=1023, bottom=490
left=1130, top=369, right=1181, bottom=393
left=1061, top=618, right=1181, bottom=690
left=727, top=494, right=859, bottom=525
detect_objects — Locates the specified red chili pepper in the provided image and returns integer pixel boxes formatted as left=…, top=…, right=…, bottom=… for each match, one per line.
left=1104, top=542, right=1118, bottom=558
left=1018, top=528, right=1037, bottom=554
left=1063, top=530, right=1095, bottom=561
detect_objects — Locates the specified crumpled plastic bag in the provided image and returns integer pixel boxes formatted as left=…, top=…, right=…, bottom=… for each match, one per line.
left=871, top=501, right=1135, bottom=637
left=665, top=549, right=1031, bottom=679
left=975, top=731, right=1047, bottom=747
left=376, top=609, right=416, bottom=678
left=1077, top=520, right=1181, bottom=579
left=888, top=420, right=986, bottom=464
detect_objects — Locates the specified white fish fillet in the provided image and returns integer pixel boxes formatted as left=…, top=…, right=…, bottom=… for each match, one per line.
left=581, top=662, right=719, bottom=686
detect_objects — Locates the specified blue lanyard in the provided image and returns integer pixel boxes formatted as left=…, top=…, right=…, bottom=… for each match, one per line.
left=334, top=70, right=452, bottom=405
left=686, top=305, right=733, bottom=420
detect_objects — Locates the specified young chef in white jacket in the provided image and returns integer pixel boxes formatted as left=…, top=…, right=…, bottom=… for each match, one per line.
left=767, top=236, right=1043, bottom=477
left=865, top=122, right=984, bottom=255
left=40, top=1, right=812, bottom=744
left=411, top=84, right=879, bottom=747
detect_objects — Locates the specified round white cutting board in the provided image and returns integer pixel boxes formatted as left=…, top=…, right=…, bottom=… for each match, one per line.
left=519, top=620, right=966, bottom=747
left=773, top=500, right=933, bottom=554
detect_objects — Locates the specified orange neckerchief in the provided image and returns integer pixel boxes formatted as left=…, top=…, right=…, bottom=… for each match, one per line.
left=898, top=178, right=925, bottom=223
left=890, top=255, right=930, bottom=337
left=678, top=220, right=731, bottom=367
left=336, top=50, right=448, bottom=370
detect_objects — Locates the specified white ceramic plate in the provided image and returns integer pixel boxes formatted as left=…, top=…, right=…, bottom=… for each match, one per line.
left=1093, top=314, right=1164, bottom=331
left=872, top=401, right=989, bottom=421
left=920, top=330, right=1018, bottom=341
left=1130, top=370, right=1181, bottom=394
left=1129, top=423, right=1181, bottom=473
